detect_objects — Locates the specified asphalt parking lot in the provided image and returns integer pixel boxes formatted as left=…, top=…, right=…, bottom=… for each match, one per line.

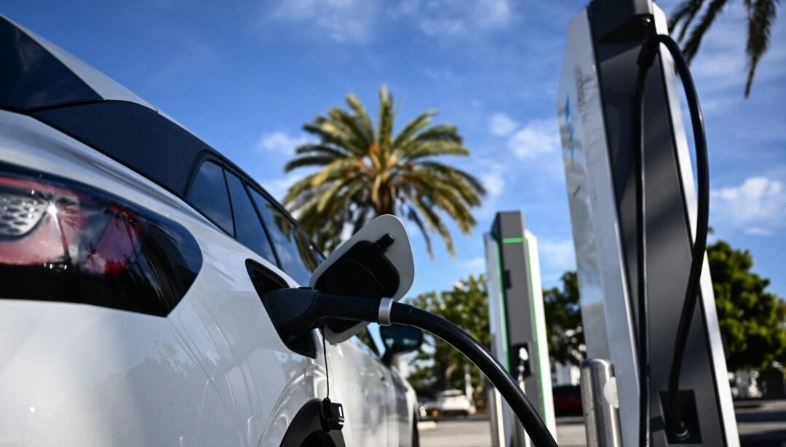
left=419, top=415, right=585, bottom=447
left=735, top=399, right=786, bottom=447
left=419, top=399, right=786, bottom=447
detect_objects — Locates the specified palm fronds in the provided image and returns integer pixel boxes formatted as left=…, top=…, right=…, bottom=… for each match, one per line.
left=745, top=0, right=778, bottom=96
left=669, top=0, right=780, bottom=97
left=283, top=85, right=485, bottom=256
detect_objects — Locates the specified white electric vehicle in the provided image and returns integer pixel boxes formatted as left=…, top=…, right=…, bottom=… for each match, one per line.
left=435, top=390, right=475, bottom=417
left=0, top=15, right=421, bottom=447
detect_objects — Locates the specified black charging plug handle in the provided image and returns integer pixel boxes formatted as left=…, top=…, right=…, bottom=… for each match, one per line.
left=262, top=288, right=383, bottom=343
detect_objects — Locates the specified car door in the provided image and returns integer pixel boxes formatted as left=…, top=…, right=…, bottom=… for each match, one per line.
left=365, top=325, right=412, bottom=447
left=170, top=161, right=324, bottom=446
left=325, top=335, right=392, bottom=446
left=246, top=185, right=392, bottom=447
left=389, top=366, right=415, bottom=447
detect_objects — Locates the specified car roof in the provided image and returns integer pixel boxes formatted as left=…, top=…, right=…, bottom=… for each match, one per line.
left=0, top=15, right=295, bottom=219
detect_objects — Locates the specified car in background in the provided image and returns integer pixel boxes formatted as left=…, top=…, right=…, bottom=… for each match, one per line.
left=552, top=384, right=583, bottom=416
left=436, top=389, right=476, bottom=417
left=0, top=14, right=421, bottom=447
left=418, top=397, right=441, bottom=421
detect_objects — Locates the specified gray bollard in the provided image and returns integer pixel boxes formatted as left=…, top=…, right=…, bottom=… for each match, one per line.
left=580, top=359, right=622, bottom=447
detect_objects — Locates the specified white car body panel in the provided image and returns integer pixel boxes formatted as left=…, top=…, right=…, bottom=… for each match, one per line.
left=0, top=104, right=416, bottom=446
left=0, top=300, right=240, bottom=446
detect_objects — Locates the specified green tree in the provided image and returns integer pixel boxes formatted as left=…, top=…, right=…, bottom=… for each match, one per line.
left=542, top=242, right=786, bottom=371
left=284, top=85, right=485, bottom=256
left=708, top=239, right=786, bottom=370
left=406, top=275, right=491, bottom=400
left=669, top=0, right=779, bottom=96
left=406, top=272, right=588, bottom=398
left=543, top=271, right=586, bottom=366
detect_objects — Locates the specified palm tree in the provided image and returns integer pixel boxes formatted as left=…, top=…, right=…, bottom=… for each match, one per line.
left=669, top=0, right=779, bottom=97
left=283, top=85, right=485, bottom=256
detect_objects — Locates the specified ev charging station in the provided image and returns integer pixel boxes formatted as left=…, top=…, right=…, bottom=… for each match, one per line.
left=485, top=211, right=556, bottom=447
left=556, top=0, right=738, bottom=446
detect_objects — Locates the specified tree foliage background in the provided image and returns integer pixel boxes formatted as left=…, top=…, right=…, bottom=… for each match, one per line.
left=539, top=239, right=786, bottom=371
left=404, top=272, right=587, bottom=402
left=709, top=239, right=786, bottom=370
left=284, top=85, right=485, bottom=256
left=543, top=271, right=586, bottom=366
left=540, top=239, right=786, bottom=371
left=403, top=238, right=785, bottom=404
left=537, top=239, right=786, bottom=371
left=406, top=275, right=490, bottom=401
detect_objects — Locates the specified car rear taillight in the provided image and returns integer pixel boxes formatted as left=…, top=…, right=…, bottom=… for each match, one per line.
left=0, top=163, right=202, bottom=316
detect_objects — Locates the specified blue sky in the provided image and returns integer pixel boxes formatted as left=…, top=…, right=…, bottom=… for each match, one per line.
left=6, top=0, right=785, bottom=298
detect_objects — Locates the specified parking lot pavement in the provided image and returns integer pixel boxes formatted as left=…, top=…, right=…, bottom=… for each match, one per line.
left=736, top=399, right=786, bottom=447
left=419, top=415, right=586, bottom=447
left=419, top=399, right=786, bottom=447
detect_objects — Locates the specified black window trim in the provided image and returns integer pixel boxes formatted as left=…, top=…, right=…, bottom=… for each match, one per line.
left=243, top=178, right=316, bottom=278
left=223, top=167, right=282, bottom=268
left=238, top=180, right=325, bottom=262
left=184, top=153, right=325, bottom=276
left=243, top=180, right=324, bottom=268
left=241, top=181, right=283, bottom=267
left=220, top=164, right=238, bottom=238
left=183, top=150, right=325, bottom=254
left=32, top=100, right=220, bottom=197
left=183, top=155, right=235, bottom=238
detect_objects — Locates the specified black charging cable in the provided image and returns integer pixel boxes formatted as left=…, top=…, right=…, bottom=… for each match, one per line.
left=389, top=302, right=558, bottom=447
left=634, top=33, right=710, bottom=442
left=261, top=288, right=558, bottom=447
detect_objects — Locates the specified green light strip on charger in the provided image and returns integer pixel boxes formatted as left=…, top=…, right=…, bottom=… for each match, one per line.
left=502, top=236, right=523, bottom=244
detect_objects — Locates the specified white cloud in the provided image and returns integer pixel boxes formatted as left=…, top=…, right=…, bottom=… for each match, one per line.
left=745, top=227, right=773, bottom=236
left=424, top=67, right=458, bottom=83
left=476, top=0, right=511, bottom=27
left=419, top=18, right=465, bottom=36
left=489, top=112, right=517, bottom=137
left=538, top=239, right=575, bottom=271
left=461, top=256, right=487, bottom=274
left=682, top=2, right=786, bottom=109
left=477, top=159, right=507, bottom=198
left=387, top=0, right=419, bottom=18
left=257, top=131, right=309, bottom=156
left=481, top=173, right=505, bottom=198
left=271, top=0, right=375, bottom=42
left=507, top=118, right=560, bottom=160
left=712, top=176, right=786, bottom=232
left=259, top=173, right=302, bottom=202
left=396, top=0, right=511, bottom=37
left=475, top=160, right=507, bottom=219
